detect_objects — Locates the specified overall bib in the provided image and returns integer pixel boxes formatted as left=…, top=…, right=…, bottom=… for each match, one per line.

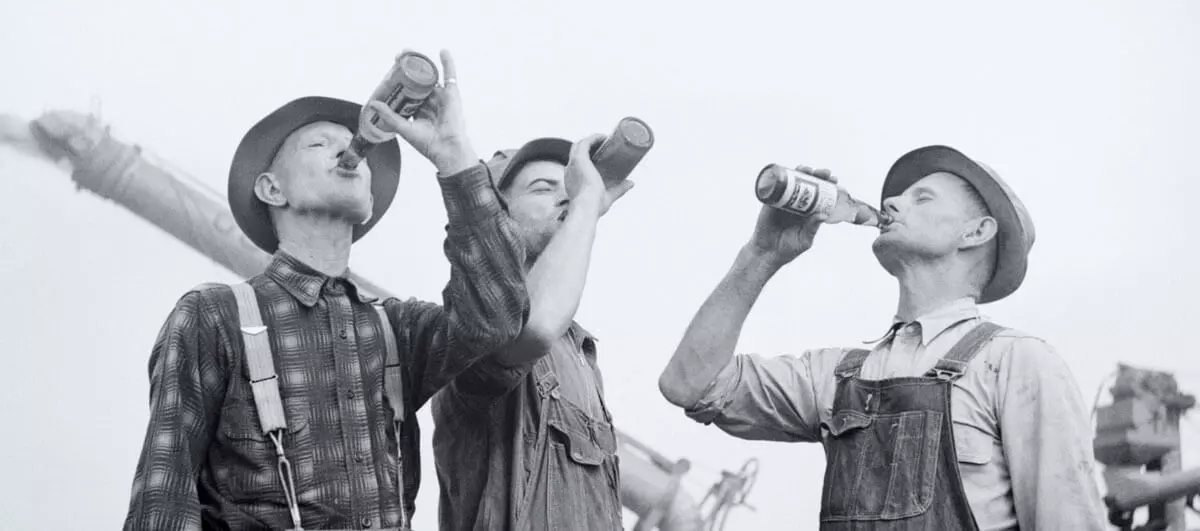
left=819, top=322, right=1004, bottom=531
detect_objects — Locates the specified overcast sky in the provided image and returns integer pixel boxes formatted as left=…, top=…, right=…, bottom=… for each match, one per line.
left=1, top=1, right=1198, bottom=529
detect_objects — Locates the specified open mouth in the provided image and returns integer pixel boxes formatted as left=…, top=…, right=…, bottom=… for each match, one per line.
left=335, top=168, right=361, bottom=179
left=557, top=210, right=569, bottom=222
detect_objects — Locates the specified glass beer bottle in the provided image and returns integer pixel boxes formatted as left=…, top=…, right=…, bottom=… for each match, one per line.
left=338, top=51, right=440, bottom=170
left=755, top=164, right=889, bottom=227
left=590, top=117, right=654, bottom=186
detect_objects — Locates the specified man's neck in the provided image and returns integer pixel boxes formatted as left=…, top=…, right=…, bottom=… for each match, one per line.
left=894, top=260, right=978, bottom=322
left=275, top=216, right=354, bottom=277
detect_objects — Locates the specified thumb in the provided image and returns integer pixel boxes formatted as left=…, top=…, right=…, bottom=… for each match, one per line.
left=609, top=180, right=635, bottom=202
left=366, top=101, right=420, bottom=142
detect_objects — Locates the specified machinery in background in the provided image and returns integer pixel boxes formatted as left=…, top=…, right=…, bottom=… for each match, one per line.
left=1094, top=363, right=1200, bottom=530
left=0, top=109, right=759, bottom=531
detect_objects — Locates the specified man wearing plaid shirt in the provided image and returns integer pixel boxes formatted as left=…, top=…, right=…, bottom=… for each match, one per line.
left=122, top=51, right=530, bottom=530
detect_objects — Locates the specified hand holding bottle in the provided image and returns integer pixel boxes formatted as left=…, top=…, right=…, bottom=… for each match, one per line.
left=565, top=134, right=636, bottom=218
left=746, top=166, right=837, bottom=269
left=363, top=49, right=479, bottom=176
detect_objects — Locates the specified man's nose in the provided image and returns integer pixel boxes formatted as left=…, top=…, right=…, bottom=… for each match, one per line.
left=882, top=196, right=901, bottom=214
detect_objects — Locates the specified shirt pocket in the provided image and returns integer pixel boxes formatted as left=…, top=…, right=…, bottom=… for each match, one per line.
left=533, top=402, right=622, bottom=531
left=952, top=421, right=993, bottom=466
left=216, top=400, right=315, bottom=502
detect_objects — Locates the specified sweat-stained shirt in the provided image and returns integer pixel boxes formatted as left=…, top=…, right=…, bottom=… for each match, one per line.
left=684, top=298, right=1107, bottom=530
left=122, top=162, right=530, bottom=531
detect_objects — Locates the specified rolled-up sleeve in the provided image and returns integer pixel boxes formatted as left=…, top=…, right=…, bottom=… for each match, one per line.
left=685, top=349, right=844, bottom=443
left=997, top=337, right=1107, bottom=530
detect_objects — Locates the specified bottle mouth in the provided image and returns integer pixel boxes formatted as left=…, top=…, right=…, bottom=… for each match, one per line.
left=617, top=117, right=654, bottom=148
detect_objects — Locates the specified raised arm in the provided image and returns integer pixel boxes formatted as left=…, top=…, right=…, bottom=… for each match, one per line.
left=368, top=50, right=530, bottom=405
left=658, top=171, right=833, bottom=408
left=124, top=289, right=227, bottom=531
left=658, top=243, right=782, bottom=407
left=449, top=134, right=635, bottom=401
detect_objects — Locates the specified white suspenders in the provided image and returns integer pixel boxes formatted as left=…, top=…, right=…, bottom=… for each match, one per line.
left=213, top=281, right=409, bottom=531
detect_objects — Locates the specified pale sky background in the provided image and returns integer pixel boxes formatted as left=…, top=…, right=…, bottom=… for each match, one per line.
left=1, top=1, right=1198, bottom=529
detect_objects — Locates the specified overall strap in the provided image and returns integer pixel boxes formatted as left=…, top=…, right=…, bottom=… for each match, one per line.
left=374, top=304, right=405, bottom=425
left=925, top=321, right=1005, bottom=381
left=532, top=355, right=560, bottom=399
left=372, top=303, right=410, bottom=531
left=229, top=282, right=304, bottom=530
left=834, top=349, right=873, bottom=379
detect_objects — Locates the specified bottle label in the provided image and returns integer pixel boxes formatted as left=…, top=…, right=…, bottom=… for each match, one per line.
left=393, top=96, right=425, bottom=118
left=770, top=167, right=837, bottom=216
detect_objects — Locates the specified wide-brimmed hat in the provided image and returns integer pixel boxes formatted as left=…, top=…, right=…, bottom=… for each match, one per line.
left=881, top=145, right=1035, bottom=304
left=228, top=96, right=402, bottom=254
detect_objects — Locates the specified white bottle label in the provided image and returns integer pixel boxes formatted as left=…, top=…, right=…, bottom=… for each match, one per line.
left=771, top=168, right=838, bottom=216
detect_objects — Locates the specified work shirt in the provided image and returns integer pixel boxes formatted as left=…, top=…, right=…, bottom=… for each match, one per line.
left=685, top=298, right=1107, bottom=530
left=123, top=163, right=530, bottom=531
left=431, top=323, right=624, bottom=531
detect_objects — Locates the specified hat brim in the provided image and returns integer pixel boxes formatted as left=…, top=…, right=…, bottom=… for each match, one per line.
left=492, top=137, right=573, bottom=190
left=228, top=96, right=401, bottom=254
left=881, top=145, right=1026, bottom=303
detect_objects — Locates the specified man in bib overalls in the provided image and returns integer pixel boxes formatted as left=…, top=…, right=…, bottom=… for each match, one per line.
left=122, top=51, right=531, bottom=530
left=658, top=146, right=1106, bottom=529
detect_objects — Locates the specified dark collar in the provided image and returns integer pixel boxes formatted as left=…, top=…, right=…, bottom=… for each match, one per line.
left=567, top=322, right=599, bottom=352
left=265, top=251, right=378, bottom=307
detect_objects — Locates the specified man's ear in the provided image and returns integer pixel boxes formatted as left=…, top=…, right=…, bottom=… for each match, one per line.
left=961, top=216, right=998, bottom=250
left=254, top=172, right=287, bottom=207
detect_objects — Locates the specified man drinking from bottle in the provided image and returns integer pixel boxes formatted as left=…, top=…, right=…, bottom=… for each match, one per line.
left=658, top=146, right=1106, bottom=530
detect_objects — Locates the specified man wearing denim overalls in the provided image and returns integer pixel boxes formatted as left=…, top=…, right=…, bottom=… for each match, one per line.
left=658, top=146, right=1106, bottom=530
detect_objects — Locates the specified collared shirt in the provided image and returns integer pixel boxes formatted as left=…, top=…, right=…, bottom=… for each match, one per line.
left=685, top=298, right=1107, bottom=531
left=430, top=323, right=624, bottom=531
left=123, top=163, right=530, bottom=531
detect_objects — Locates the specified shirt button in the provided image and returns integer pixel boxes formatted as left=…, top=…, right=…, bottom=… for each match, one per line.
left=354, top=453, right=365, bottom=463
left=361, top=516, right=372, bottom=528
left=339, top=329, right=348, bottom=339
left=347, top=391, right=355, bottom=400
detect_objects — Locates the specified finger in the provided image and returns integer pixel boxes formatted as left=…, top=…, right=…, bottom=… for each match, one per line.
left=439, top=49, right=458, bottom=88
left=412, top=98, right=438, bottom=122
left=609, top=180, right=635, bottom=202
left=813, top=168, right=838, bottom=184
left=569, top=133, right=607, bottom=163
left=358, top=119, right=393, bottom=144
left=367, top=100, right=416, bottom=138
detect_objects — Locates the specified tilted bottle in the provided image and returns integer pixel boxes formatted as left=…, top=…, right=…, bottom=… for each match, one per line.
left=338, top=51, right=440, bottom=170
left=590, top=117, right=654, bottom=185
left=755, top=164, right=890, bottom=227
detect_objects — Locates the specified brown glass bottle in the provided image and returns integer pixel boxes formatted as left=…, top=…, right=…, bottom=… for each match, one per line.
left=338, top=51, right=440, bottom=170
left=590, top=117, right=654, bottom=185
